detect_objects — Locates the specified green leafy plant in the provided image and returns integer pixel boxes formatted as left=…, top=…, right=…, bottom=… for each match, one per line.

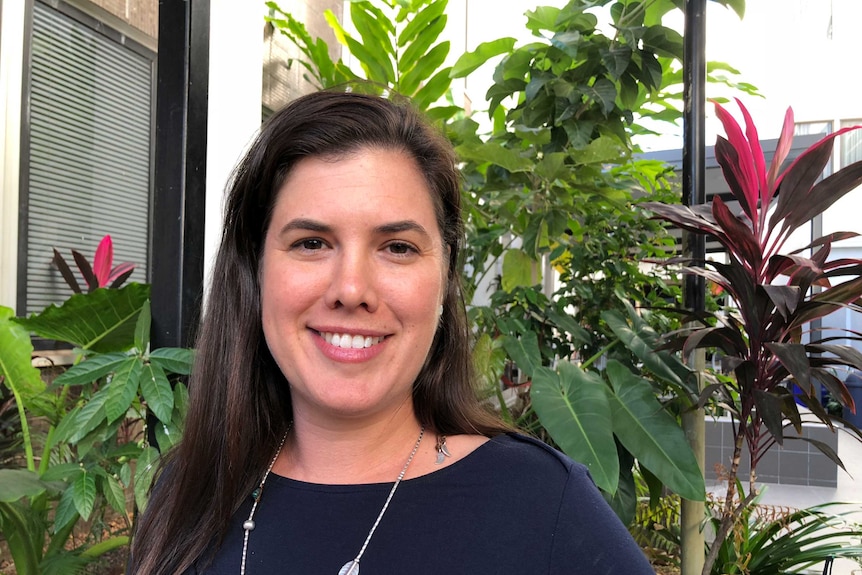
left=0, top=238, right=192, bottom=574
left=708, top=492, right=862, bottom=574
left=644, top=99, right=862, bottom=574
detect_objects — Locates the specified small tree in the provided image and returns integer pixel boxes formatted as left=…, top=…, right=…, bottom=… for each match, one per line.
left=645, top=99, right=862, bottom=575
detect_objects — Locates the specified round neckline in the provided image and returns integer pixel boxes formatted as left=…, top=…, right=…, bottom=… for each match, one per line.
left=267, top=433, right=502, bottom=491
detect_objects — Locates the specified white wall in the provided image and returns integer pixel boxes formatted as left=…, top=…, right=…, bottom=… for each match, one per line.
left=0, top=1, right=26, bottom=310
left=203, top=3, right=265, bottom=292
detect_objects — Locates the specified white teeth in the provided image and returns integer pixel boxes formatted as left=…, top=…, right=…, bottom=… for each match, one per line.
left=321, top=332, right=383, bottom=349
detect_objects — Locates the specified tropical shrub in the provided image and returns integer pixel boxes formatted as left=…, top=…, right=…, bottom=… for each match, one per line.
left=0, top=237, right=192, bottom=574
left=644, top=99, right=862, bottom=574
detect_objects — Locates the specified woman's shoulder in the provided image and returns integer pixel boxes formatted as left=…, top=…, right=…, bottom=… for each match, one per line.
left=461, top=432, right=593, bottom=488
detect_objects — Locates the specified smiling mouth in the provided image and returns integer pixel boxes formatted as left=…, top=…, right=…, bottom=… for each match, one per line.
left=321, top=332, right=385, bottom=349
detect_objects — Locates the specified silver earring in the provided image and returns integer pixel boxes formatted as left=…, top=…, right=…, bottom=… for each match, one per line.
left=437, top=304, right=444, bottom=317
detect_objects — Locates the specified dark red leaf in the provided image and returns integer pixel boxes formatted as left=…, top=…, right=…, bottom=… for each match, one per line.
left=788, top=437, right=845, bottom=470
left=812, top=367, right=854, bottom=409
left=807, top=344, right=862, bottom=372
left=766, top=342, right=811, bottom=392
left=52, top=248, right=82, bottom=293
left=711, top=196, right=762, bottom=270
left=108, top=267, right=135, bottom=289
left=761, top=285, right=801, bottom=321
left=789, top=231, right=859, bottom=255
left=714, top=136, right=756, bottom=221
left=753, top=389, right=784, bottom=445
left=72, top=249, right=98, bottom=292
left=787, top=160, right=862, bottom=231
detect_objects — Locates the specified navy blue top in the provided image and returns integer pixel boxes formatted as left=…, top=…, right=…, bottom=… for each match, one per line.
left=192, top=433, right=653, bottom=574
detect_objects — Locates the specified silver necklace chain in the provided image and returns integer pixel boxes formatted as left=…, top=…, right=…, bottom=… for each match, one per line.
left=240, top=425, right=426, bottom=575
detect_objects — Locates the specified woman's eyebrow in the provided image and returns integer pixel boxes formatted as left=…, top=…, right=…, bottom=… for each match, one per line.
left=277, top=218, right=331, bottom=235
left=375, top=220, right=431, bottom=239
left=277, top=218, right=432, bottom=240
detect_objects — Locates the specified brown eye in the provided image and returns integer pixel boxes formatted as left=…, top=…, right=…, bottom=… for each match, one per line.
left=386, top=242, right=417, bottom=256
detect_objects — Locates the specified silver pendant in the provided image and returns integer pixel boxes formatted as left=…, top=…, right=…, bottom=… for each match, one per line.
left=338, top=560, right=360, bottom=575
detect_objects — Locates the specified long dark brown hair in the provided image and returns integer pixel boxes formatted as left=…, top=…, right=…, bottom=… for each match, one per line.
left=129, top=91, right=509, bottom=574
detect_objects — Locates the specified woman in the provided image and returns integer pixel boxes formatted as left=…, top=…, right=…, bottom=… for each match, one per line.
left=129, top=91, right=654, bottom=574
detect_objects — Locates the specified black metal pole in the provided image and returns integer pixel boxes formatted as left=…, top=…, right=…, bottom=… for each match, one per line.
left=682, top=0, right=706, bottom=313
left=150, top=0, right=209, bottom=351
left=680, top=2, right=707, bottom=574
left=149, top=0, right=210, bottom=446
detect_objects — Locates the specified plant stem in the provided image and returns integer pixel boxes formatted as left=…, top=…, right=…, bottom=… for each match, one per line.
left=581, top=339, right=619, bottom=370
left=80, top=535, right=130, bottom=558
left=8, top=383, right=36, bottom=472
left=702, top=422, right=748, bottom=575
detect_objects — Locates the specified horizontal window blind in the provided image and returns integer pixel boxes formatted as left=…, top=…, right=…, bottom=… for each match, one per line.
left=25, top=2, right=153, bottom=314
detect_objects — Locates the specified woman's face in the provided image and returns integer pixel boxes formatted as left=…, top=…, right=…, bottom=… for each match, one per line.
left=260, top=147, right=448, bottom=425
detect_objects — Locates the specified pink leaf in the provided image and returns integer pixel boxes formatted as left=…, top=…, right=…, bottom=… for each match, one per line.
left=93, top=235, right=114, bottom=287
left=713, top=101, right=760, bottom=221
left=765, top=107, right=795, bottom=204
left=735, top=98, right=767, bottom=204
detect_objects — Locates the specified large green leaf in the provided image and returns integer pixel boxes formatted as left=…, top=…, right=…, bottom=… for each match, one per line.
left=104, top=358, right=143, bottom=423
left=52, top=352, right=129, bottom=387
left=140, top=363, right=174, bottom=423
left=72, top=471, right=96, bottom=520
left=531, top=363, right=618, bottom=493
left=397, top=0, right=446, bottom=48
left=603, top=308, right=694, bottom=396
left=501, top=331, right=541, bottom=379
left=13, top=283, right=150, bottom=352
left=0, top=469, right=48, bottom=502
left=0, top=307, right=49, bottom=413
left=134, top=446, right=160, bottom=512
left=501, top=248, right=538, bottom=292
left=450, top=38, right=516, bottom=78
left=605, top=361, right=705, bottom=500
left=149, top=347, right=195, bottom=375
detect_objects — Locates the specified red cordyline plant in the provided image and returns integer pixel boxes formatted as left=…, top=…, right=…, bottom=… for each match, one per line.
left=52, top=234, right=135, bottom=293
left=645, top=99, right=862, bottom=574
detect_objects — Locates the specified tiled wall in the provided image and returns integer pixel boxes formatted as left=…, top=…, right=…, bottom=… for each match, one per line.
left=705, top=417, right=839, bottom=487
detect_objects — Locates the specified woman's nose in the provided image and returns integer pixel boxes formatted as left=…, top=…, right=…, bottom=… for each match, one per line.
left=324, top=250, right=378, bottom=312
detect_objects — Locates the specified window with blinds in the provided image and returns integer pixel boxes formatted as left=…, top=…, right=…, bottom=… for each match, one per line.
left=22, top=1, right=154, bottom=315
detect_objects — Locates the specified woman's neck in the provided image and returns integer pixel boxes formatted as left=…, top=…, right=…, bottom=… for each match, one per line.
left=272, top=408, right=431, bottom=484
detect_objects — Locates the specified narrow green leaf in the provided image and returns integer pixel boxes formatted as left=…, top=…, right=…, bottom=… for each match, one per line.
left=149, top=347, right=195, bottom=375
left=104, top=358, right=143, bottom=423
left=350, top=2, right=395, bottom=57
left=398, top=14, right=446, bottom=75
left=399, top=41, right=449, bottom=97
left=72, top=472, right=96, bottom=520
left=501, top=249, right=538, bottom=292
left=120, top=463, right=131, bottom=488
left=412, top=66, right=453, bottom=110
left=134, top=446, right=160, bottom=512
left=140, top=363, right=174, bottom=423
left=606, top=361, right=705, bottom=500
left=397, top=0, right=446, bottom=47
left=501, top=331, right=541, bottom=379
left=134, top=299, right=151, bottom=352
left=531, top=363, right=619, bottom=493
left=450, top=38, right=516, bottom=78
left=55, top=392, right=108, bottom=445
left=102, top=475, right=127, bottom=516
left=52, top=352, right=129, bottom=387
left=53, top=487, right=79, bottom=534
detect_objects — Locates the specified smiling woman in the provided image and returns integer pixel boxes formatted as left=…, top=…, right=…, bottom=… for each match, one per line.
left=127, top=91, right=654, bottom=575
